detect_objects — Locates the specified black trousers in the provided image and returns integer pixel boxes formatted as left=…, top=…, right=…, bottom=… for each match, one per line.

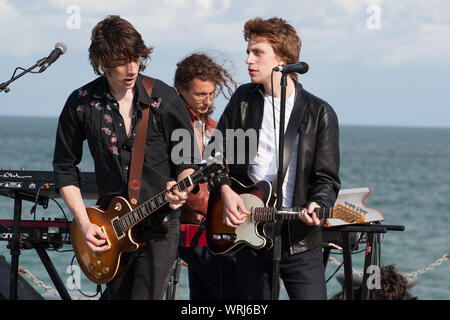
left=234, top=230, right=327, bottom=300
left=105, top=217, right=180, bottom=300
left=178, top=245, right=240, bottom=300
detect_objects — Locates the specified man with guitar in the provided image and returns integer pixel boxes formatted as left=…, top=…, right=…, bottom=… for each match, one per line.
left=210, top=17, right=341, bottom=299
left=53, top=16, right=199, bottom=299
left=174, top=53, right=240, bottom=299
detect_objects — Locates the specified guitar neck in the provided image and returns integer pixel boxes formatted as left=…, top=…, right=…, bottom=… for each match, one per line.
left=118, top=175, right=194, bottom=232
left=252, top=207, right=333, bottom=222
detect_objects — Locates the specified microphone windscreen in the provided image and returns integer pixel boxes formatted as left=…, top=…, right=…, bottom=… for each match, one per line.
left=55, top=42, right=67, bottom=54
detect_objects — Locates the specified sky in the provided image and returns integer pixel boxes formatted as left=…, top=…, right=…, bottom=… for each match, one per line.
left=1, top=0, right=450, bottom=127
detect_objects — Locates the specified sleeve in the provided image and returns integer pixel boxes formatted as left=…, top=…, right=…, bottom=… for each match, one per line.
left=308, top=104, right=341, bottom=207
left=206, top=86, right=245, bottom=189
left=161, top=87, right=200, bottom=177
left=52, top=92, right=86, bottom=192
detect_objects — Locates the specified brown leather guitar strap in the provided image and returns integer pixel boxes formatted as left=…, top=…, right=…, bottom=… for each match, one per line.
left=128, top=76, right=155, bottom=208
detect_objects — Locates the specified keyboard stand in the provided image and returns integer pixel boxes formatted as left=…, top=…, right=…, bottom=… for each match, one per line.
left=6, top=191, right=71, bottom=300
left=323, top=223, right=404, bottom=300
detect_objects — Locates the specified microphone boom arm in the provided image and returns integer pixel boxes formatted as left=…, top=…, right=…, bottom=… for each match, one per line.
left=0, top=57, right=46, bottom=94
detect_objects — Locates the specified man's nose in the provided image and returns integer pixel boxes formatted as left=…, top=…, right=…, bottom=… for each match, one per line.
left=204, top=95, right=213, bottom=105
left=127, top=61, right=139, bottom=73
left=246, top=52, right=255, bottom=65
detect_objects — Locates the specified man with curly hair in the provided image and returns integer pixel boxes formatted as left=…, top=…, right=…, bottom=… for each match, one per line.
left=174, top=53, right=240, bottom=299
left=376, top=265, right=416, bottom=300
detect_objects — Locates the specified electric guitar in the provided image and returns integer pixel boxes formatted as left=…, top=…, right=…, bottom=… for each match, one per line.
left=71, top=159, right=227, bottom=284
left=206, top=178, right=365, bottom=255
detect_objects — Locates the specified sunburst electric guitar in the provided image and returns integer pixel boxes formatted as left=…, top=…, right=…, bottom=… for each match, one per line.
left=206, top=178, right=365, bottom=255
left=71, top=159, right=227, bottom=284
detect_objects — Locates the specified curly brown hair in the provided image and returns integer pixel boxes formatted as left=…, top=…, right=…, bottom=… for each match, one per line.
left=174, top=53, right=236, bottom=116
left=244, top=17, right=301, bottom=81
left=376, top=265, right=408, bottom=300
left=89, top=15, right=154, bottom=75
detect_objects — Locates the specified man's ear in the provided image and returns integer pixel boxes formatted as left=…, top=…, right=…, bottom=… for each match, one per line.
left=176, top=85, right=186, bottom=96
left=277, top=58, right=286, bottom=66
left=101, top=66, right=109, bottom=76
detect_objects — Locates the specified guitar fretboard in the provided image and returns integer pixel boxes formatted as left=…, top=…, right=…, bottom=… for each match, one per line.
left=116, top=175, right=195, bottom=233
left=108, top=161, right=224, bottom=236
left=252, top=207, right=333, bottom=222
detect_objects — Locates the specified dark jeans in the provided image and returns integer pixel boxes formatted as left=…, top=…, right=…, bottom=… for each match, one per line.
left=105, top=216, right=180, bottom=300
left=234, top=230, right=327, bottom=300
left=178, top=245, right=240, bottom=300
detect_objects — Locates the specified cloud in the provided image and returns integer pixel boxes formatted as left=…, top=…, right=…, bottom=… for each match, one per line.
left=1, top=0, right=450, bottom=67
left=377, top=23, right=450, bottom=65
left=0, top=0, right=17, bottom=19
left=287, top=0, right=450, bottom=66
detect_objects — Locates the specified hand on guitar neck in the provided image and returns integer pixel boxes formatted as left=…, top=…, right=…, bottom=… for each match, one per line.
left=165, top=168, right=195, bottom=210
left=299, top=202, right=323, bottom=227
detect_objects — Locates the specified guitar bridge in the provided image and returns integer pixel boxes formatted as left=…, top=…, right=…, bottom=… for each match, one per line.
left=212, top=233, right=236, bottom=241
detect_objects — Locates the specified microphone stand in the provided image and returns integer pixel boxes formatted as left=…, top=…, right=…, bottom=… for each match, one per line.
left=271, top=72, right=288, bottom=300
left=0, top=57, right=46, bottom=93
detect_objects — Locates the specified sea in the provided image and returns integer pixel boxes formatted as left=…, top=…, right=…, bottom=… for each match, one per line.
left=0, top=116, right=449, bottom=300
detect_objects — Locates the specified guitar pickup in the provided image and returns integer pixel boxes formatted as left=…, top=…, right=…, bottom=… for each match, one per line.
left=111, top=217, right=125, bottom=239
left=212, top=233, right=236, bottom=241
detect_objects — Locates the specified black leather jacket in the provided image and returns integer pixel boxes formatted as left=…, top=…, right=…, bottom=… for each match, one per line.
left=212, top=81, right=341, bottom=254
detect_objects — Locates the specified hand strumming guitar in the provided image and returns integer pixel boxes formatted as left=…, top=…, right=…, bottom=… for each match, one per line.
left=220, top=184, right=250, bottom=227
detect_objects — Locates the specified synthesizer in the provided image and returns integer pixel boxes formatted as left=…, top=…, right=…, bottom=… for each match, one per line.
left=0, top=218, right=72, bottom=248
left=0, top=170, right=97, bottom=201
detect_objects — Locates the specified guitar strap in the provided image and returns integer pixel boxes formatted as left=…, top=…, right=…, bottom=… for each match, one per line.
left=271, top=87, right=308, bottom=203
left=128, top=76, right=155, bottom=208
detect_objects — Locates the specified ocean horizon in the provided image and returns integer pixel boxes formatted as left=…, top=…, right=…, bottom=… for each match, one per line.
left=0, top=116, right=449, bottom=300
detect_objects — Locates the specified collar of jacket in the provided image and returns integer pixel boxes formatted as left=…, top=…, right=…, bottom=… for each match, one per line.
left=91, top=74, right=153, bottom=108
left=246, top=81, right=304, bottom=100
left=242, top=81, right=304, bottom=134
left=185, top=104, right=216, bottom=130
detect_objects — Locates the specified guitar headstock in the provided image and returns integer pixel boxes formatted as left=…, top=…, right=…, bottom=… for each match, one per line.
left=332, top=204, right=365, bottom=224
left=191, top=154, right=228, bottom=186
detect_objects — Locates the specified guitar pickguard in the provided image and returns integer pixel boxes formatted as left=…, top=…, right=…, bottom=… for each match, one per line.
left=234, top=193, right=267, bottom=249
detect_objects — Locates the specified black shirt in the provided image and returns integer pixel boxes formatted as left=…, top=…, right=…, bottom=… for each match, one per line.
left=53, top=74, right=199, bottom=225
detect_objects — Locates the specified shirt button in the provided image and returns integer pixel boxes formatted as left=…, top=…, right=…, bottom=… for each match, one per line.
left=125, top=166, right=129, bottom=171
left=119, top=123, right=122, bottom=126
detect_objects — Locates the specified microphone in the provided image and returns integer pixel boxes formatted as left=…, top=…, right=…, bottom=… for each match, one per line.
left=273, top=62, right=309, bottom=74
left=39, top=42, right=67, bottom=73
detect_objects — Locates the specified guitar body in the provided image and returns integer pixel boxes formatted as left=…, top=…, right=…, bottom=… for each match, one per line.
left=206, top=178, right=273, bottom=254
left=70, top=157, right=228, bottom=284
left=71, top=196, right=140, bottom=284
